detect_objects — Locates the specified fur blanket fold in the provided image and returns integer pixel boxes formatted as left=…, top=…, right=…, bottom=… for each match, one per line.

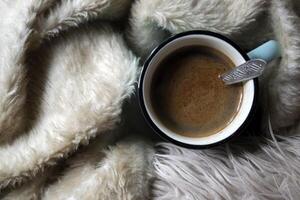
left=1, top=0, right=300, bottom=199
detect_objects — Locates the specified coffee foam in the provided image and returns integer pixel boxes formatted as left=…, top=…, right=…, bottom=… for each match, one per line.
left=151, top=46, right=243, bottom=138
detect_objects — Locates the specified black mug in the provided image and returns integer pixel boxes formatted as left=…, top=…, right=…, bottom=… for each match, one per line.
left=138, top=30, right=279, bottom=148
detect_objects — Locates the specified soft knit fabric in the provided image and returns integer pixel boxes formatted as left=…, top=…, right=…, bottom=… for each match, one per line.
left=0, top=0, right=300, bottom=199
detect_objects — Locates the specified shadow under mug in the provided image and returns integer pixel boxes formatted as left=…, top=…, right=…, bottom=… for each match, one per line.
left=138, top=30, right=280, bottom=148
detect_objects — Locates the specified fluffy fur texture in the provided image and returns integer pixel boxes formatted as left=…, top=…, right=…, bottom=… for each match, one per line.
left=42, top=139, right=153, bottom=200
left=128, top=0, right=273, bottom=57
left=153, top=134, right=300, bottom=200
left=0, top=0, right=133, bottom=145
left=0, top=23, right=138, bottom=188
left=3, top=136, right=154, bottom=200
left=0, top=0, right=56, bottom=144
left=0, top=0, right=139, bottom=191
left=268, top=0, right=300, bottom=129
left=2, top=170, right=52, bottom=200
left=131, top=0, right=300, bottom=199
left=1, top=0, right=300, bottom=199
left=37, top=0, right=133, bottom=38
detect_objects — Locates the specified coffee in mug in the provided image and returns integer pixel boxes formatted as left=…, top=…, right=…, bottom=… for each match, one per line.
left=139, top=30, right=280, bottom=148
left=150, top=46, right=243, bottom=138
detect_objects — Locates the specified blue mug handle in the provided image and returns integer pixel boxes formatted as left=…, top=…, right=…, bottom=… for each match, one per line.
left=247, top=40, right=281, bottom=62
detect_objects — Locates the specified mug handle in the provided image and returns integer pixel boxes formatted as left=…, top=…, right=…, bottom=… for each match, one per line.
left=247, top=40, right=281, bottom=62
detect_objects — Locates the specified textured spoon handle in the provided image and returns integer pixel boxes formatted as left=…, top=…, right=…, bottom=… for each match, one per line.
left=220, top=59, right=266, bottom=85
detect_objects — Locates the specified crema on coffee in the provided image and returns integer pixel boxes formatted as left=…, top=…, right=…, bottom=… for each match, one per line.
left=150, top=46, right=243, bottom=138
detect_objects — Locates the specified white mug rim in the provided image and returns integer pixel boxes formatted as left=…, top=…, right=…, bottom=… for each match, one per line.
left=138, top=30, right=258, bottom=148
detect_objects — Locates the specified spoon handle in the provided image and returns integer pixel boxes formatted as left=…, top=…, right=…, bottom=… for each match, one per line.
left=219, top=59, right=266, bottom=85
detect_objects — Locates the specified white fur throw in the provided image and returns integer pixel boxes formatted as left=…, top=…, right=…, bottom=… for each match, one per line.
left=1, top=0, right=300, bottom=199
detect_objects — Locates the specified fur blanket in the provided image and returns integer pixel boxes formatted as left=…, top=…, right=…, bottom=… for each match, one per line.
left=0, top=0, right=300, bottom=199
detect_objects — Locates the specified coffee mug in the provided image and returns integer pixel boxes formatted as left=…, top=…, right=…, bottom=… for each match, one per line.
left=138, top=30, right=280, bottom=148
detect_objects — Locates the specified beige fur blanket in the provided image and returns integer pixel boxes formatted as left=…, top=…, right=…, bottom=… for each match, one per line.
left=0, top=0, right=300, bottom=199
